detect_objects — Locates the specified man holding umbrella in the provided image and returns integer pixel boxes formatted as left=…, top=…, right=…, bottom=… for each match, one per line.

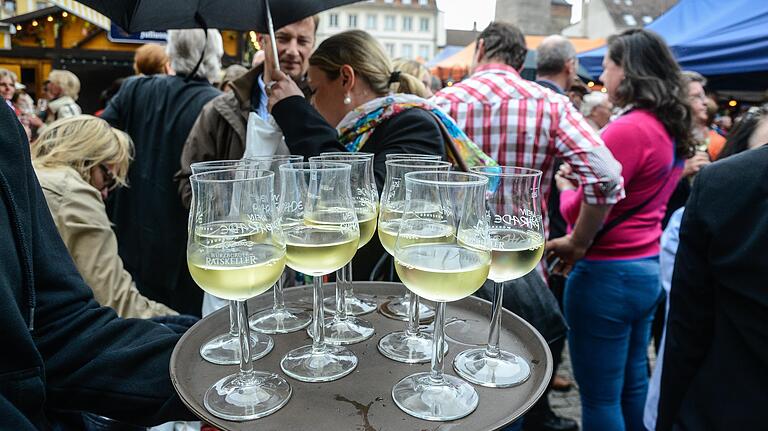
left=177, top=16, right=318, bottom=210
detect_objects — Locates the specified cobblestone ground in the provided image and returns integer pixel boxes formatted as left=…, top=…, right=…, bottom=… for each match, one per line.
left=550, top=344, right=658, bottom=428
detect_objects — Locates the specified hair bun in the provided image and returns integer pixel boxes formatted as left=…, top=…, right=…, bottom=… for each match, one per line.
left=388, top=71, right=401, bottom=84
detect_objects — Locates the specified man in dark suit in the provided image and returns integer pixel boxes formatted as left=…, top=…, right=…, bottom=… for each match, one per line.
left=657, top=144, right=768, bottom=430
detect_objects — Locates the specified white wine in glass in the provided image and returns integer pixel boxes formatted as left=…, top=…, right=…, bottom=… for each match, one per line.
left=376, top=159, right=452, bottom=364
left=278, top=161, right=361, bottom=383
left=190, top=159, right=274, bottom=365
left=454, top=166, right=545, bottom=388
left=188, top=168, right=291, bottom=421
left=391, top=171, right=490, bottom=421
left=245, top=155, right=312, bottom=335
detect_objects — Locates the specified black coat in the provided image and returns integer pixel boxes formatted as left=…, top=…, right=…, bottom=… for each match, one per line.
left=657, top=145, right=768, bottom=430
left=101, top=75, right=221, bottom=316
left=272, top=96, right=447, bottom=280
left=0, top=105, right=191, bottom=429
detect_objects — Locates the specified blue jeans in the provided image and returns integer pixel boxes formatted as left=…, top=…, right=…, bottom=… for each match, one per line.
left=564, top=257, right=662, bottom=431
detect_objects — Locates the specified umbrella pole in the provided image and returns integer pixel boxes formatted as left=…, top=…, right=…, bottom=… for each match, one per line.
left=265, top=0, right=281, bottom=73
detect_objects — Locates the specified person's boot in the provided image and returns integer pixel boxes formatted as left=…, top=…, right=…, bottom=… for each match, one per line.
left=550, top=374, right=574, bottom=392
left=523, top=410, right=579, bottom=431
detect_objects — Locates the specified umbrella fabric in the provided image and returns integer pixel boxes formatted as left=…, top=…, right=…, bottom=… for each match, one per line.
left=78, top=0, right=363, bottom=32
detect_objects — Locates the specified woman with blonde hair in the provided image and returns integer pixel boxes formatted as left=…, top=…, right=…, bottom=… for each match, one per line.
left=32, top=115, right=178, bottom=318
left=391, top=58, right=434, bottom=97
left=266, top=29, right=493, bottom=187
left=133, top=43, right=170, bottom=76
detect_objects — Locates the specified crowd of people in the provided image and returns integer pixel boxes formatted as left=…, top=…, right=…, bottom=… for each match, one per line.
left=0, top=14, right=766, bottom=431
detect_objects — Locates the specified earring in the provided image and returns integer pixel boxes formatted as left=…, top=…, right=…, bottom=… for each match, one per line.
left=343, top=94, right=352, bottom=105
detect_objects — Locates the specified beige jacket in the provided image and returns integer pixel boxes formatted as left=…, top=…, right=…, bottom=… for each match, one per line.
left=36, top=166, right=177, bottom=318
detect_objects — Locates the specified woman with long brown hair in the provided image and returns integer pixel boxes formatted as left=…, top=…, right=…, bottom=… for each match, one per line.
left=552, top=28, right=694, bottom=431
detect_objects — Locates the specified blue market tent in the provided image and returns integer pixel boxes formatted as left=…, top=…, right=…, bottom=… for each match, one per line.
left=578, top=0, right=768, bottom=81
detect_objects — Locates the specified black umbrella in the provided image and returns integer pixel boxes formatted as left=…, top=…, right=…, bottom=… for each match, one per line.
left=79, top=0, right=363, bottom=33
left=80, top=0, right=362, bottom=75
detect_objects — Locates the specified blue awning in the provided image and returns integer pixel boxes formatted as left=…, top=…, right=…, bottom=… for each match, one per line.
left=578, top=0, right=768, bottom=78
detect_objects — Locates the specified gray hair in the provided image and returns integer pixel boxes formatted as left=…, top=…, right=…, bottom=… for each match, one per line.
left=166, top=29, right=223, bottom=82
left=536, top=35, right=576, bottom=76
left=681, top=70, right=707, bottom=87
left=580, top=91, right=609, bottom=117
left=0, top=68, right=18, bottom=84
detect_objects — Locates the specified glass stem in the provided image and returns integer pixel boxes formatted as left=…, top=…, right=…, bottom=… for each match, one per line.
left=429, top=301, right=447, bottom=384
left=312, top=275, right=326, bottom=353
left=485, top=281, right=504, bottom=358
left=228, top=300, right=238, bottom=337
left=335, top=267, right=347, bottom=321
left=236, top=300, right=255, bottom=382
left=344, top=261, right=355, bottom=298
left=272, top=276, right=285, bottom=312
left=405, top=291, right=420, bottom=336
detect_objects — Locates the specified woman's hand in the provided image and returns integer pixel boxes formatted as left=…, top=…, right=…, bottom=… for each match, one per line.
left=554, top=163, right=578, bottom=192
left=682, top=151, right=710, bottom=178
left=25, top=113, right=43, bottom=129
left=266, top=69, right=303, bottom=112
left=545, top=234, right=589, bottom=276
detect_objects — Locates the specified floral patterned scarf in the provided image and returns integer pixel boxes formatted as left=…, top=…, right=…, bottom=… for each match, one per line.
left=336, top=94, right=497, bottom=170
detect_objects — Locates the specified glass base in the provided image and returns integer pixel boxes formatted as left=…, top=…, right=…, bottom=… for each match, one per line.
left=444, top=315, right=487, bottom=347
left=280, top=344, right=357, bottom=383
left=199, top=331, right=273, bottom=365
left=453, top=348, right=531, bottom=388
left=379, top=298, right=435, bottom=321
left=307, top=316, right=375, bottom=345
left=249, top=307, right=312, bottom=334
left=203, top=371, right=291, bottom=421
left=323, top=295, right=378, bottom=316
left=377, top=330, right=446, bottom=364
left=392, top=372, right=479, bottom=421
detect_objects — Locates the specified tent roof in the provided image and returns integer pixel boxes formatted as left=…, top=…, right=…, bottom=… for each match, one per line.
left=578, top=0, right=768, bottom=78
left=432, top=36, right=605, bottom=70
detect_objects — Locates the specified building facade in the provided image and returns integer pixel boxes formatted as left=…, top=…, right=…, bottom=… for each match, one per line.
left=563, top=0, right=678, bottom=39
left=495, top=0, right=573, bottom=35
left=315, top=0, right=444, bottom=62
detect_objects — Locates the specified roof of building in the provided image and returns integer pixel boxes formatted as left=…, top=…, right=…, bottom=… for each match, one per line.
left=445, top=28, right=479, bottom=47
left=1, top=1, right=110, bottom=30
left=604, top=0, right=678, bottom=29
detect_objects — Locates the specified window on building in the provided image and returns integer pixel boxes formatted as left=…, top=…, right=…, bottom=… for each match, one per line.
left=348, top=14, right=358, bottom=28
left=622, top=14, right=637, bottom=26
left=402, top=16, right=413, bottom=31
left=385, top=43, right=396, bottom=58
left=418, top=44, right=430, bottom=60
left=419, top=17, right=430, bottom=32
left=366, top=14, right=378, bottom=30
left=642, top=15, right=653, bottom=24
left=401, top=44, right=413, bottom=59
left=384, top=0, right=393, bottom=3
left=419, top=0, right=429, bottom=5
left=402, top=0, right=412, bottom=4
left=329, top=13, right=339, bottom=28
left=384, top=15, right=396, bottom=31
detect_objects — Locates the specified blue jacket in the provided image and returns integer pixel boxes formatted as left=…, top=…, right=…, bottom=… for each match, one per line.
left=0, top=105, right=191, bottom=429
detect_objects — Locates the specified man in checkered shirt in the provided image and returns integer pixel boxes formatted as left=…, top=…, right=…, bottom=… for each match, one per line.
left=432, top=22, right=624, bottom=267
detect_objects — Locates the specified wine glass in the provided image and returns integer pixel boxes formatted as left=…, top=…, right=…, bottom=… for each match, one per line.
left=453, top=166, right=545, bottom=387
left=245, top=155, right=314, bottom=334
left=307, top=154, right=377, bottom=344
left=319, top=152, right=378, bottom=317
left=379, top=153, right=443, bottom=320
left=391, top=171, right=490, bottom=421
left=188, top=168, right=291, bottom=420
left=377, top=159, right=451, bottom=364
left=190, top=160, right=273, bottom=365
left=279, top=162, right=360, bottom=382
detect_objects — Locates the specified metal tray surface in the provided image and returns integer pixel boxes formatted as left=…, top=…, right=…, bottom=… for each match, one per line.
left=170, top=282, right=552, bottom=431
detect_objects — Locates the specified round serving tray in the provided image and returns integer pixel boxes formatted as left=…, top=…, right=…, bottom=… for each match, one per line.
left=170, top=282, right=552, bottom=430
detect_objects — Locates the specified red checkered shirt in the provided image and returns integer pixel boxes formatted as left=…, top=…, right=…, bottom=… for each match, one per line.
left=432, top=63, right=625, bottom=234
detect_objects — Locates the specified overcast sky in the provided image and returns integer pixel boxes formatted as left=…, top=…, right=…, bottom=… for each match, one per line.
left=437, top=0, right=581, bottom=30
